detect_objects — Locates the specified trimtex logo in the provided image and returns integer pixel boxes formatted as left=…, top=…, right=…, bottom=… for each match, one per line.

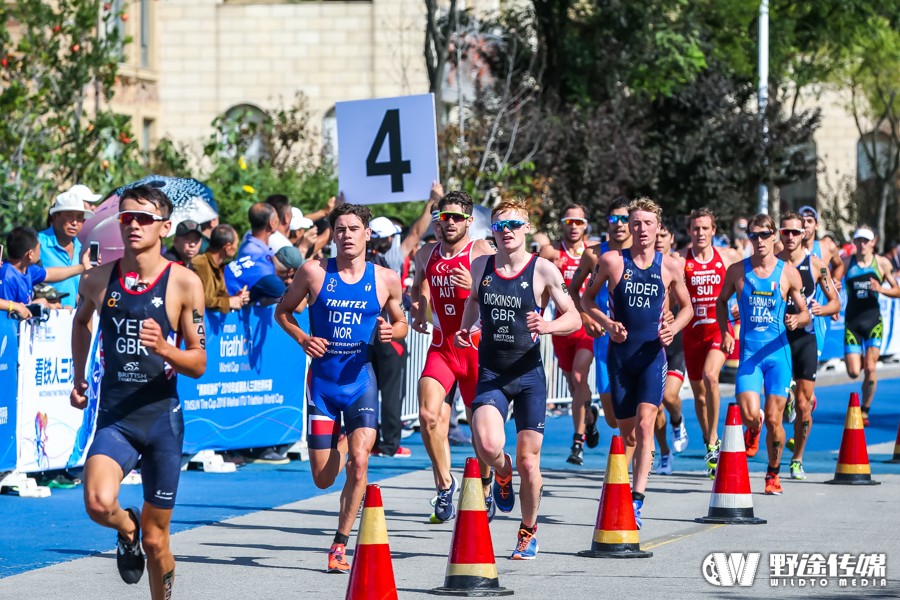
left=702, top=552, right=761, bottom=587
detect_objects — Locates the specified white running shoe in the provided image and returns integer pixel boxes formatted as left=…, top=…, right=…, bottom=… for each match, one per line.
left=672, top=420, right=689, bottom=453
left=656, top=452, right=673, bottom=475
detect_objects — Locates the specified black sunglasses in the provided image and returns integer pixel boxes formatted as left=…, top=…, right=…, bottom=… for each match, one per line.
left=748, top=230, right=775, bottom=241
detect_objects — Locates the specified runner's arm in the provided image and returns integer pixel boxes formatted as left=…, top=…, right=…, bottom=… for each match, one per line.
left=534, top=258, right=580, bottom=336
left=409, top=244, right=432, bottom=333
left=455, top=256, right=485, bottom=346
left=69, top=270, right=101, bottom=409
left=274, top=261, right=316, bottom=346
left=380, top=268, right=409, bottom=341
left=812, top=255, right=841, bottom=316
left=400, top=183, right=441, bottom=256
left=580, top=253, right=616, bottom=332
left=716, top=264, right=739, bottom=344
left=665, top=255, right=693, bottom=335
left=569, top=246, right=597, bottom=315
left=827, top=240, right=845, bottom=283
left=873, top=257, right=900, bottom=298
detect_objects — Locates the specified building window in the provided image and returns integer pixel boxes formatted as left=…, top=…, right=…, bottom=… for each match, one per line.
left=140, top=0, right=150, bottom=68
left=322, top=107, right=337, bottom=161
left=142, top=118, right=154, bottom=163
left=222, top=104, right=268, bottom=163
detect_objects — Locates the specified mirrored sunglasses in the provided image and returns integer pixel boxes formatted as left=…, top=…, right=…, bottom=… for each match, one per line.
left=118, top=211, right=167, bottom=226
left=490, top=219, right=527, bottom=232
left=438, top=211, right=471, bottom=223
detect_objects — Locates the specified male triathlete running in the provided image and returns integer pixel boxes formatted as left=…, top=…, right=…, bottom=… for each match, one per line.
left=410, top=191, right=494, bottom=522
left=275, top=203, right=407, bottom=573
left=455, top=199, right=580, bottom=559
left=777, top=212, right=840, bottom=480
left=583, top=198, right=692, bottom=528
left=680, top=208, right=741, bottom=478
left=718, top=214, right=809, bottom=496
left=71, top=185, right=207, bottom=599
left=539, top=203, right=597, bottom=465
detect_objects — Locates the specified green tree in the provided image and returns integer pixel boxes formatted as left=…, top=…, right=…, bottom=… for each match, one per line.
left=0, top=0, right=141, bottom=230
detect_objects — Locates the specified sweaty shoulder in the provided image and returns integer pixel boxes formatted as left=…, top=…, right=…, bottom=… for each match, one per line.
left=81, top=262, right=116, bottom=303
left=375, top=263, right=402, bottom=287
left=662, top=253, right=684, bottom=275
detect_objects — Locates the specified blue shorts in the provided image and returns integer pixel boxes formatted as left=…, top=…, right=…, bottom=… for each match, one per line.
left=594, top=334, right=611, bottom=395
left=607, top=342, right=666, bottom=420
left=307, top=363, right=379, bottom=450
left=472, top=365, right=546, bottom=434
left=87, top=399, right=184, bottom=510
left=735, top=345, right=792, bottom=398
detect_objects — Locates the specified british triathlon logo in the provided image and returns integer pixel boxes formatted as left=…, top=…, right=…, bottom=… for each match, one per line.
left=326, top=278, right=337, bottom=292
left=702, top=552, right=761, bottom=587
left=482, top=275, right=493, bottom=287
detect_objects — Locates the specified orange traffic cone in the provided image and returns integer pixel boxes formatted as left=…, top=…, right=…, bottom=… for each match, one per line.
left=431, top=457, right=512, bottom=596
left=578, top=435, right=652, bottom=558
left=696, top=403, right=766, bottom=524
left=825, top=393, right=880, bottom=485
left=346, top=484, right=398, bottom=600
left=886, top=421, right=900, bottom=464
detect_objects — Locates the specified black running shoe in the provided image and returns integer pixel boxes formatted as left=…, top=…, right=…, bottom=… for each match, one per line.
left=585, top=405, right=601, bottom=449
left=566, top=443, right=584, bottom=465
left=116, top=507, right=144, bottom=584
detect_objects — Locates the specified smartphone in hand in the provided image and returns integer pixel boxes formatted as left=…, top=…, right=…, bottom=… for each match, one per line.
left=89, top=241, right=100, bottom=266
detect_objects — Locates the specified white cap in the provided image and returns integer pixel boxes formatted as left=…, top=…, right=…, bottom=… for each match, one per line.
left=369, top=216, right=402, bottom=239
left=852, top=228, right=875, bottom=241
left=50, top=185, right=98, bottom=217
left=290, top=207, right=313, bottom=231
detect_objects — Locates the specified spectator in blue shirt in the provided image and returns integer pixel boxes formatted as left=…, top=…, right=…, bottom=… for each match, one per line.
left=38, top=186, right=100, bottom=308
left=0, top=226, right=93, bottom=317
left=224, top=202, right=286, bottom=303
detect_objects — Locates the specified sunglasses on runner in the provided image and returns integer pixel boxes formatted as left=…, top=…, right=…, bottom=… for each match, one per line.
left=118, top=211, right=168, bottom=226
left=780, top=228, right=803, bottom=237
left=438, top=211, right=471, bottom=223
left=490, top=219, right=528, bottom=232
left=747, top=230, right=775, bottom=241
left=607, top=215, right=628, bottom=225
left=561, top=217, right=588, bottom=226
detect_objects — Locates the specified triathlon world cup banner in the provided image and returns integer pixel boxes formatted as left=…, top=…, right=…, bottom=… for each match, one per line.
left=179, top=306, right=308, bottom=454
left=0, top=314, right=19, bottom=471
left=16, top=310, right=84, bottom=473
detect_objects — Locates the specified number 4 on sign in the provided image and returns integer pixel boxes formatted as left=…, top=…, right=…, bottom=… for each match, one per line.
left=366, top=109, right=411, bottom=193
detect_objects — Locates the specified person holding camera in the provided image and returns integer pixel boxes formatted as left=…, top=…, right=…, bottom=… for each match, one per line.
left=38, top=185, right=101, bottom=309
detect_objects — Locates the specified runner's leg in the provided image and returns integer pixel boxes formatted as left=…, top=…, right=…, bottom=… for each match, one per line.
left=142, top=504, right=175, bottom=600
left=419, top=377, right=453, bottom=490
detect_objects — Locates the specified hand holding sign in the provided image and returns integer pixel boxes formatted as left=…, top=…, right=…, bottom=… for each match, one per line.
left=336, top=94, right=439, bottom=205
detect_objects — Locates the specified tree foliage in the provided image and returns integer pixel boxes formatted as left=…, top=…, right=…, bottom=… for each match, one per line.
left=0, top=0, right=142, bottom=230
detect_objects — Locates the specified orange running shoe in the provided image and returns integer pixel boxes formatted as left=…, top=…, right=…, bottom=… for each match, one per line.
left=327, top=543, right=351, bottom=574
left=744, top=426, right=761, bottom=457
left=764, top=473, right=783, bottom=495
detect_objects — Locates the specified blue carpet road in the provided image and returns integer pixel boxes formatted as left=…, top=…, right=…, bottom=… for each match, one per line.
left=2, top=378, right=899, bottom=578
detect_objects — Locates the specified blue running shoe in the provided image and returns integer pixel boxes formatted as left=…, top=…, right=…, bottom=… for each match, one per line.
left=485, top=490, right=496, bottom=522
left=493, top=454, right=515, bottom=513
left=433, top=476, right=458, bottom=523
left=632, top=499, right=643, bottom=530
left=511, top=529, right=538, bottom=560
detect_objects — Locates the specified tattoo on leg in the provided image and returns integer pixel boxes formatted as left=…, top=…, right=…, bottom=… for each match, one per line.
left=163, top=570, right=174, bottom=600
left=801, top=420, right=810, bottom=438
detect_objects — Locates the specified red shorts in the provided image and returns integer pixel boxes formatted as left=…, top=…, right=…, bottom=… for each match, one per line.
left=551, top=326, right=594, bottom=373
left=683, top=322, right=733, bottom=381
left=421, top=339, right=479, bottom=406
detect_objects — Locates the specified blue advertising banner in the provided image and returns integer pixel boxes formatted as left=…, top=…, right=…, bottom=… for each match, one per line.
left=0, top=314, right=19, bottom=471
left=179, top=306, right=308, bottom=454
